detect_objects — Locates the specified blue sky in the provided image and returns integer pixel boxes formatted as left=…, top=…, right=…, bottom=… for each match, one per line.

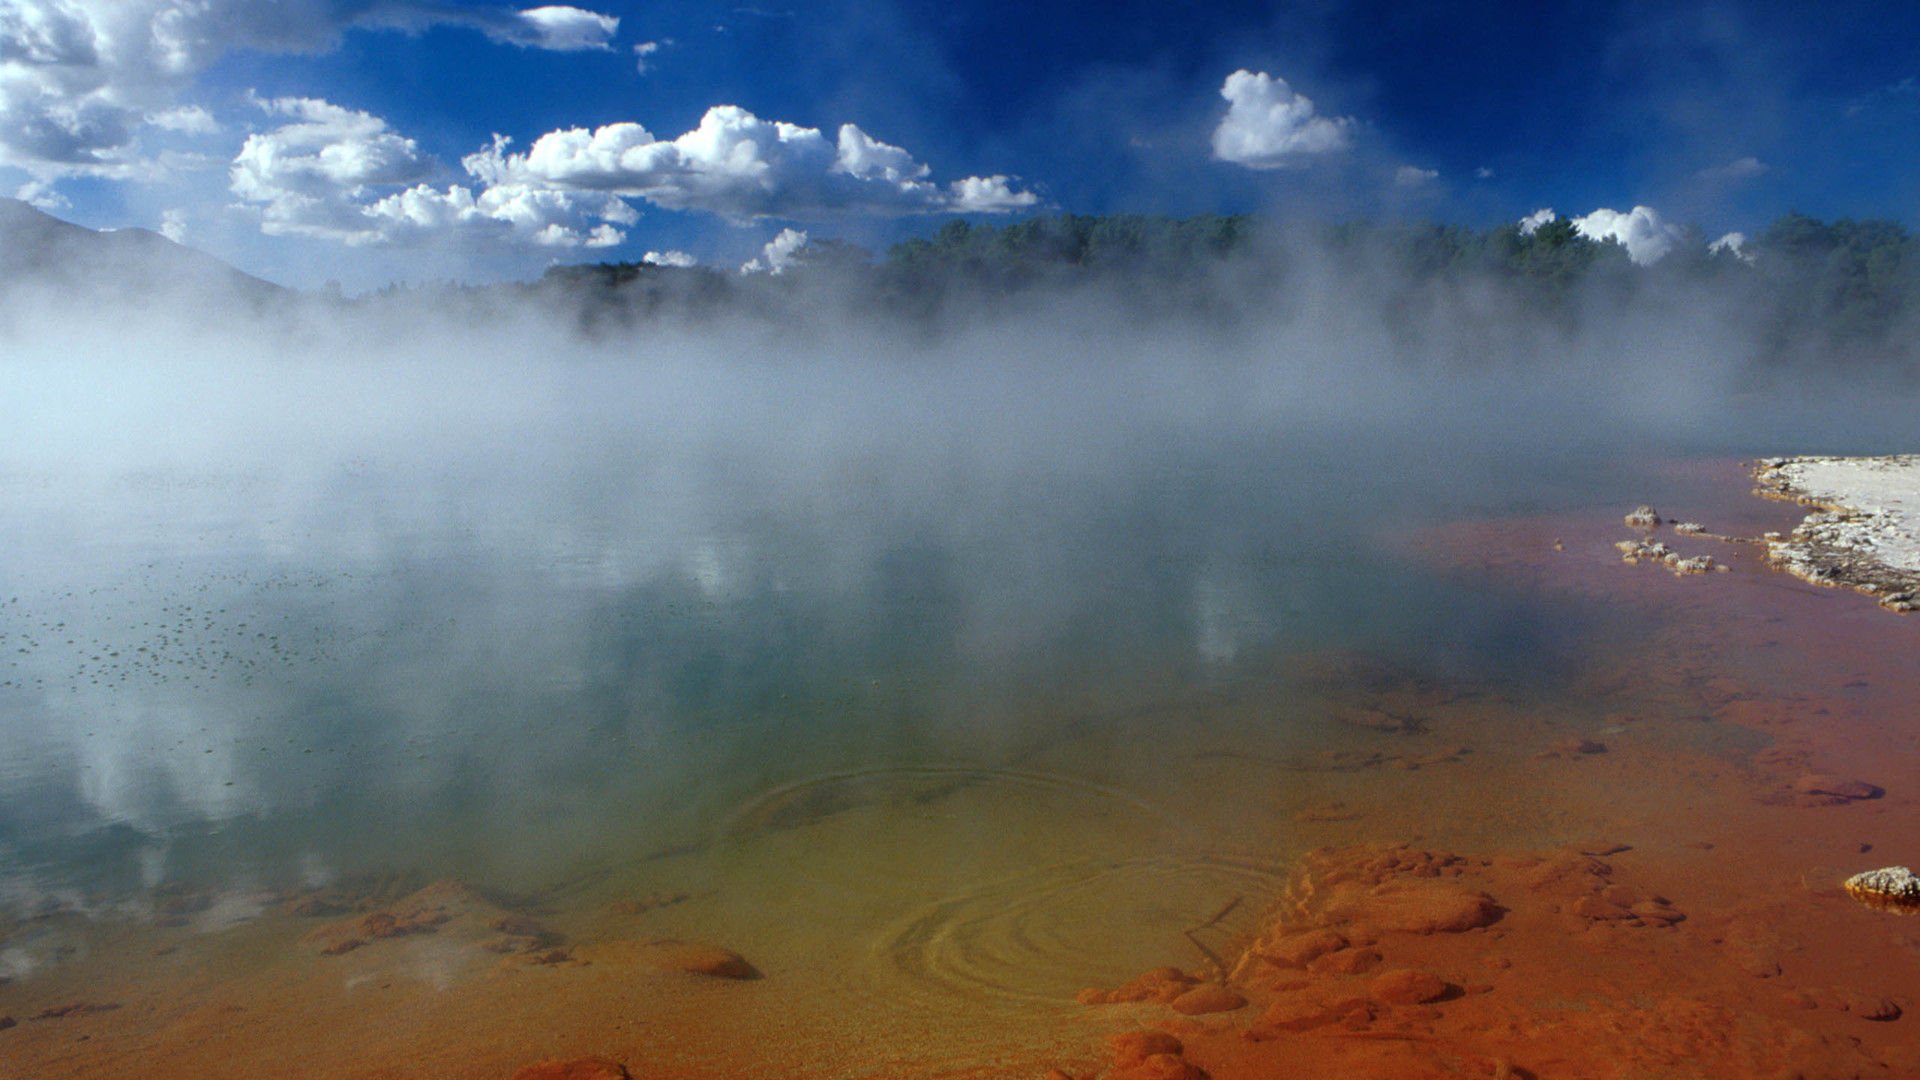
left=3, top=0, right=1916, bottom=288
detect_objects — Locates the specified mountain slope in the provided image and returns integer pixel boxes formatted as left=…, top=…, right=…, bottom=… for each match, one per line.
left=0, top=199, right=283, bottom=306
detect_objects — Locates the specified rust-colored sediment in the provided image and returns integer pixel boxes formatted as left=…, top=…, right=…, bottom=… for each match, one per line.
left=1077, top=836, right=1920, bottom=1079
left=7, top=460, right=1920, bottom=1079
left=1061, top=458, right=1920, bottom=1080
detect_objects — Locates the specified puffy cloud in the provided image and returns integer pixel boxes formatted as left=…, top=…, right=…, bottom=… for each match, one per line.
left=228, top=96, right=1037, bottom=252
left=1571, top=205, right=1684, bottom=265
left=362, top=180, right=635, bottom=248
left=1517, top=206, right=1688, bottom=265
left=1709, top=231, right=1754, bottom=263
left=642, top=249, right=696, bottom=267
left=1211, top=69, right=1352, bottom=169
left=233, top=97, right=431, bottom=194
left=490, top=6, right=618, bottom=51
left=0, top=1, right=617, bottom=179
left=230, top=96, right=434, bottom=240
left=1518, top=208, right=1556, bottom=235
left=486, top=105, right=1037, bottom=220
left=740, top=227, right=807, bottom=274
left=1474, top=166, right=1494, bottom=179
left=229, top=99, right=635, bottom=248
left=834, top=122, right=929, bottom=184
left=947, top=174, right=1035, bottom=212
left=158, top=207, right=185, bottom=242
left=1394, top=165, right=1437, bottom=187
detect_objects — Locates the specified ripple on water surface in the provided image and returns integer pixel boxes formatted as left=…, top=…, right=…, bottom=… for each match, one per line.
left=709, top=765, right=1284, bottom=1023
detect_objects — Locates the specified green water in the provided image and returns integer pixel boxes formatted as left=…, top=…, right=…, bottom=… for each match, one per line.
left=0, top=424, right=1623, bottom=910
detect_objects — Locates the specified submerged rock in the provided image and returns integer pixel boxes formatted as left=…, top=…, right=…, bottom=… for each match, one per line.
left=1109, top=1056, right=1207, bottom=1080
left=1794, top=775, right=1882, bottom=801
left=1537, top=737, right=1607, bottom=759
left=576, top=938, right=761, bottom=979
left=1078, top=966, right=1199, bottom=1005
left=303, top=879, right=478, bottom=955
left=1105, top=1031, right=1209, bottom=1080
left=605, top=891, right=691, bottom=916
left=1843, top=866, right=1920, bottom=913
left=32, top=1001, right=119, bottom=1020
left=1329, top=880, right=1501, bottom=935
left=1846, top=994, right=1904, bottom=1021
left=1107, top=1030, right=1184, bottom=1065
left=1368, top=968, right=1450, bottom=1005
left=647, top=941, right=760, bottom=979
left=1170, top=984, right=1247, bottom=1015
left=1258, top=929, right=1348, bottom=969
left=508, top=1059, right=631, bottom=1080
left=1307, top=946, right=1382, bottom=975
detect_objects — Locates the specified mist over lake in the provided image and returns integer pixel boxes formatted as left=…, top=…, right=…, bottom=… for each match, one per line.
left=4, top=16, right=1920, bottom=1064
left=2, top=262, right=1913, bottom=903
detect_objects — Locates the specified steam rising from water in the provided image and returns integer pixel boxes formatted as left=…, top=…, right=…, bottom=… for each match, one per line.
left=0, top=253, right=1914, bottom=908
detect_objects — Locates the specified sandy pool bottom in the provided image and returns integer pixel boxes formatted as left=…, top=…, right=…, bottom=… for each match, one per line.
left=6, top=459, right=1920, bottom=1080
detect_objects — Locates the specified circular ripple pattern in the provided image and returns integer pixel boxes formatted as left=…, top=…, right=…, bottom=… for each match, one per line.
left=709, top=765, right=1187, bottom=894
left=877, top=851, right=1288, bottom=1012
left=717, top=765, right=1172, bottom=841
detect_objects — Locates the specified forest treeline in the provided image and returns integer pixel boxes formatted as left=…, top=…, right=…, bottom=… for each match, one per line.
left=528, top=210, right=1917, bottom=369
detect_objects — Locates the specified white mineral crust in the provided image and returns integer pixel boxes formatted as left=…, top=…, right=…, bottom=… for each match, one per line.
left=1754, top=456, right=1920, bottom=611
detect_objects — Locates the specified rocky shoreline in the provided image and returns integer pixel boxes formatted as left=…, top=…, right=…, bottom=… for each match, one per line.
left=1754, top=456, right=1920, bottom=612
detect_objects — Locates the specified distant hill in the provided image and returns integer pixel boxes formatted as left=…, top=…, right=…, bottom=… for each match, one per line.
left=0, top=198, right=282, bottom=308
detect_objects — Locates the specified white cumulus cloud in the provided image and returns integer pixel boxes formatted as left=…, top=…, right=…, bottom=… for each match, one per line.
left=234, top=97, right=431, bottom=193
left=363, top=180, right=636, bottom=248
left=1709, top=231, right=1754, bottom=263
left=740, top=227, right=808, bottom=274
left=946, top=174, right=1035, bottom=212
left=1518, top=208, right=1557, bottom=235
left=0, top=1, right=617, bottom=180
left=229, top=100, right=635, bottom=248
left=642, top=249, right=696, bottom=267
left=1211, top=69, right=1353, bottom=169
left=1394, top=165, right=1438, bottom=187
left=1571, top=205, right=1684, bottom=266
left=499, top=6, right=619, bottom=50
left=230, top=96, right=434, bottom=241
left=222, top=93, right=1039, bottom=253
left=484, top=105, right=1038, bottom=220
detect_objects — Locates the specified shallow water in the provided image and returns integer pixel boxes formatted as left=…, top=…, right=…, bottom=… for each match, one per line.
left=2, top=339, right=1918, bottom=1077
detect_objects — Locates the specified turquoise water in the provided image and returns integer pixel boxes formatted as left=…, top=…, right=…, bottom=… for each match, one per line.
left=0, top=330, right=1906, bottom=920
left=7, top=328, right=1920, bottom=1076
left=0, top=465, right=1584, bottom=913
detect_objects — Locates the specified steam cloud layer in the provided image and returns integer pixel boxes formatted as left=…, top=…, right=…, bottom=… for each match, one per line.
left=0, top=224, right=1914, bottom=907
